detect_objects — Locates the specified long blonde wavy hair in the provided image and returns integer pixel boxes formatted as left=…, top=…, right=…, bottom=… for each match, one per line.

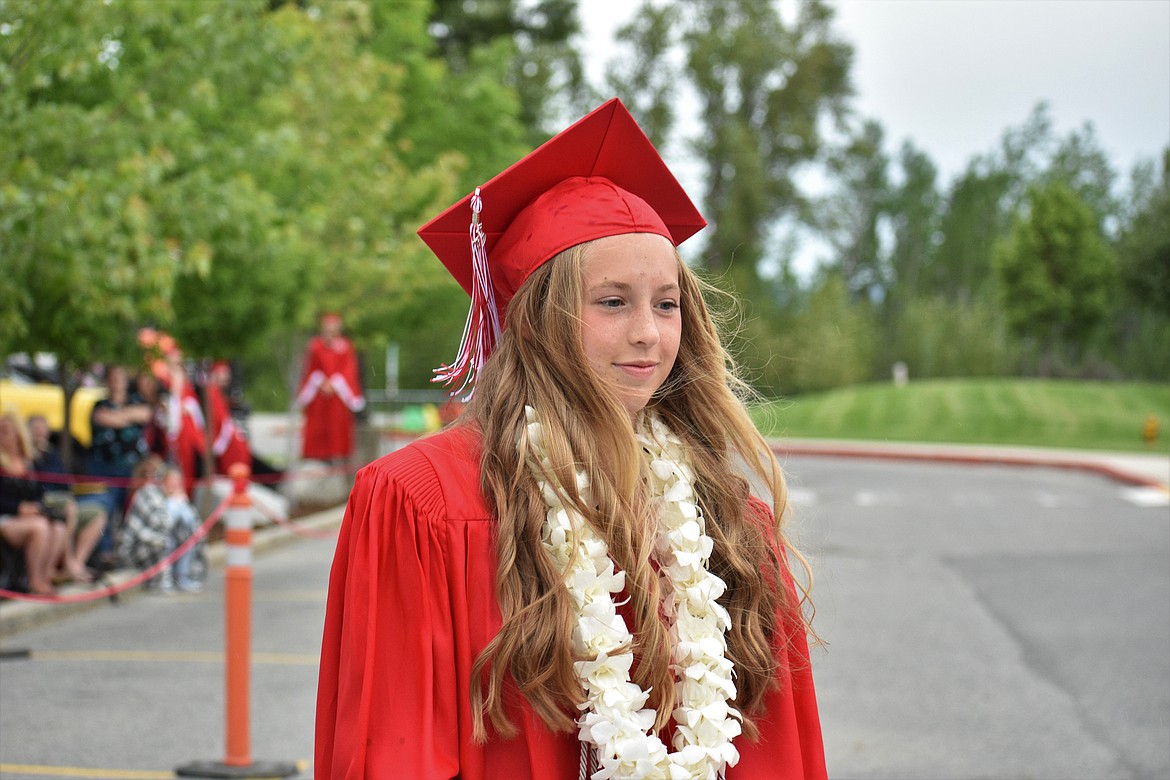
left=462, top=240, right=814, bottom=742
left=0, top=411, right=34, bottom=474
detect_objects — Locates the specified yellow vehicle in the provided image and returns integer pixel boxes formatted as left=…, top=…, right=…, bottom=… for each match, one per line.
left=0, top=377, right=106, bottom=447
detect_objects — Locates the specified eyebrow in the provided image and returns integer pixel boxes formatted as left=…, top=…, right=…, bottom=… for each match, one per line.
left=589, top=280, right=681, bottom=294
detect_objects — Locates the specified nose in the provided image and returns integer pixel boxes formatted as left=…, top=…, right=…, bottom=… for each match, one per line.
left=629, top=302, right=661, bottom=346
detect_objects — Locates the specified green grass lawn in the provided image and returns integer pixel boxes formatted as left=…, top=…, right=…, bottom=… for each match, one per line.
left=751, top=378, right=1170, bottom=453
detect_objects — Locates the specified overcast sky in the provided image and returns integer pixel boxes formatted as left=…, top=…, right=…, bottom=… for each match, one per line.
left=581, top=0, right=1170, bottom=185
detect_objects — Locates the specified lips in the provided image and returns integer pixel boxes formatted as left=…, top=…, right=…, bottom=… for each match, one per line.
left=617, top=362, right=658, bottom=377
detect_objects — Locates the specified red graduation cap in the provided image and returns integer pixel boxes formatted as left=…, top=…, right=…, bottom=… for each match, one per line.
left=417, top=97, right=706, bottom=397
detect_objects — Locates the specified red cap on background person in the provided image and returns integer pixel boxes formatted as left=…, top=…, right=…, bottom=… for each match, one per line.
left=417, top=98, right=705, bottom=397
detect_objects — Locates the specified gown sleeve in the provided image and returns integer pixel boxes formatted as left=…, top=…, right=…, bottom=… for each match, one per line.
left=315, top=451, right=461, bottom=779
left=297, top=339, right=326, bottom=407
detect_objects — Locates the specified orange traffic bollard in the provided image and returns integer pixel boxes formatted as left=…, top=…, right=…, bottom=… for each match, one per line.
left=176, top=464, right=297, bottom=779
left=224, top=462, right=254, bottom=766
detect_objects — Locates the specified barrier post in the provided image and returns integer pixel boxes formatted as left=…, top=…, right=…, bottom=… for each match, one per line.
left=176, top=464, right=297, bottom=779
left=224, top=462, right=254, bottom=767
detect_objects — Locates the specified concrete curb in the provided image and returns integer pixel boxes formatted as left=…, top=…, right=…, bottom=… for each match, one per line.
left=0, top=504, right=346, bottom=638
left=773, top=439, right=1170, bottom=491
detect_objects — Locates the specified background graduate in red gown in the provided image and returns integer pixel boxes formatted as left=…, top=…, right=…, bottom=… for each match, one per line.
left=315, top=99, right=827, bottom=780
left=295, top=313, right=365, bottom=463
left=206, top=361, right=251, bottom=475
left=162, top=359, right=205, bottom=496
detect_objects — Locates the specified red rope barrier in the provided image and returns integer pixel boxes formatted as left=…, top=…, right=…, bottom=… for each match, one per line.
left=2, top=462, right=354, bottom=602
left=26, top=460, right=358, bottom=490
left=0, top=495, right=231, bottom=604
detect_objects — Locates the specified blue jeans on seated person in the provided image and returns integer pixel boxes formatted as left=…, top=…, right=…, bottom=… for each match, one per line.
left=166, top=496, right=203, bottom=592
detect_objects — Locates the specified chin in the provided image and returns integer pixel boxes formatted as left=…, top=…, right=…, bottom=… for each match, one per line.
left=618, top=397, right=653, bottom=419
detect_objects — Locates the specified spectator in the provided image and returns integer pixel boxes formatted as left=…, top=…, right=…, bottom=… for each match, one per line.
left=0, top=411, right=67, bottom=595
left=295, top=313, right=364, bottom=464
left=117, top=457, right=203, bottom=593
left=131, top=368, right=168, bottom=459
left=161, top=464, right=205, bottom=592
left=27, top=414, right=106, bottom=582
left=87, top=364, right=153, bottom=552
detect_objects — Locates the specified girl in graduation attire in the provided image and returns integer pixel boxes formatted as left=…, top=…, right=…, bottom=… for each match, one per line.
left=315, top=99, right=827, bottom=780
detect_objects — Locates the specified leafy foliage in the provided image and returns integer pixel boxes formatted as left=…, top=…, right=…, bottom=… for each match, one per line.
left=3, top=0, right=1164, bottom=407
left=0, top=0, right=526, bottom=395
left=819, top=119, right=890, bottom=302
left=1118, top=150, right=1170, bottom=315
left=681, top=0, right=852, bottom=287
left=993, top=181, right=1120, bottom=362
left=762, top=272, right=875, bottom=394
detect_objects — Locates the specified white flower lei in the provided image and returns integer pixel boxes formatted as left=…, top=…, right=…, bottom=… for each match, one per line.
left=523, top=406, right=742, bottom=780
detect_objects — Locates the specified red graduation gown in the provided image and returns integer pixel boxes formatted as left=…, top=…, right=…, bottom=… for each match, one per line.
left=297, top=335, right=365, bottom=461
left=315, top=426, right=826, bottom=779
left=207, top=382, right=251, bottom=475
left=167, top=383, right=206, bottom=495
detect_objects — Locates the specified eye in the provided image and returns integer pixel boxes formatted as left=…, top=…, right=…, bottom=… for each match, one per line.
left=597, top=297, right=624, bottom=309
left=656, top=299, right=680, bottom=313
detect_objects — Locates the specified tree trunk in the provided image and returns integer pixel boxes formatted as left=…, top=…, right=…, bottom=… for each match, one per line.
left=56, top=363, right=77, bottom=473
left=199, top=360, right=218, bottom=518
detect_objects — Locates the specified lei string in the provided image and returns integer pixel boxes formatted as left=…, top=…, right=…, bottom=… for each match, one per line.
left=523, top=407, right=742, bottom=780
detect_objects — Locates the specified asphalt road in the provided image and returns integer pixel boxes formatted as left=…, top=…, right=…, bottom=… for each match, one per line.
left=1, top=456, right=1167, bottom=779
left=788, top=456, right=1170, bottom=780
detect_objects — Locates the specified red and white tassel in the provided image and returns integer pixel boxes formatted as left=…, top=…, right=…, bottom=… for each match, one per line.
left=433, top=187, right=501, bottom=400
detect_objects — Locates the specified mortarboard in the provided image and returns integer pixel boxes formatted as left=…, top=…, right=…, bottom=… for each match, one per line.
left=417, top=97, right=706, bottom=397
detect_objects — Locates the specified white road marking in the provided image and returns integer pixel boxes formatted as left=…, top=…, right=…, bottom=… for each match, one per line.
left=787, top=487, right=817, bottom=506
left=1119, top=487, right=1170, bottom=508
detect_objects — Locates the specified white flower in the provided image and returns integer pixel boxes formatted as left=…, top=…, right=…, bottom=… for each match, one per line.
left=528, top=408, right=741, bottom=779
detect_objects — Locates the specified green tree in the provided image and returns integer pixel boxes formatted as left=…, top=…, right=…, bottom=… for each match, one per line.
left=0, top=0, right=321, bottom=363
left=1118, top=149, right=1170, bottom=315
left=820, top=119, right=890, bottom=302
left=1044, top=122, right=1119, bottom=235
left=886, top=140, right=941, bottom=304
left=1, top=0, right=542, bottom=402
left=354, top=0, right=534, bottom=389
left=426, top=0, right=589, bottom=144
left=601, top=0, right=853, bottom=395
left=605, top=2, right=679, bottom=147
left=1114, top=149, right=1170, bottom=380
left=768, top=271, right=875, bottom=394
left=681, top=0, right=852, bottom=290
left=929, top=103, right=1056, bottom=305
left=885, top=295, right=1017, bottom=380
left=993, top=181, right=1120, bottom=369
left=608, top=0, right=852, bottom=283
left=929, top=161, right=1014, bottom=305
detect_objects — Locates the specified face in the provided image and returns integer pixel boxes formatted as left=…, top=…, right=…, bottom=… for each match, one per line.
left=162, top=470, right=184, bottom=494
left=321, top=317, right=342, bottom=339
left=136, top=373, right=158, bottom=397
left=106, top=365, right=128, bottom=400
left=0, top=415, right=18, bottom=452
left=579, top=233, right=682, bottom=419
left=27, top=417, right=50, bottom=446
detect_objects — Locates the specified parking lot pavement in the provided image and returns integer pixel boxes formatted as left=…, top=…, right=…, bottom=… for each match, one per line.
left=0, top=509, right=343, bottom=779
